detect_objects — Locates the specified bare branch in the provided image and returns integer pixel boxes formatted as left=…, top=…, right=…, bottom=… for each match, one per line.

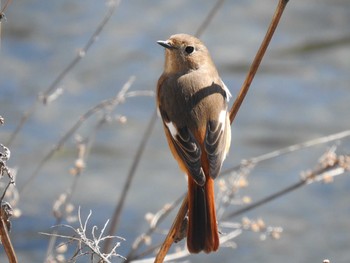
left=18, top=77, right=153, bottom=194
left=194, top=0, right=226, bottom=38
left=229, top=0, right=289, bottom=124
left=103, top=109, right=158, bottom=253
left=6, top=0, right=122, bottom=146
left=223, top=147, right=350, bottom=220
left=0, top=202, right=17, bottom=263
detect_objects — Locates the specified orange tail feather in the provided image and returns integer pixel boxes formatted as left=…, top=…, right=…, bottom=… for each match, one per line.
left=187, top=176, right=219, bottom=253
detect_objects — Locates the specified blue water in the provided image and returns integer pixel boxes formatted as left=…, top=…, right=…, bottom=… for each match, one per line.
left=0, top=0, right=350, bottom=262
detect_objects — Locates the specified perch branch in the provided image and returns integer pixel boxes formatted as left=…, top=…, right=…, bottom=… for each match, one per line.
left=229, top=0, right=289, bottom=124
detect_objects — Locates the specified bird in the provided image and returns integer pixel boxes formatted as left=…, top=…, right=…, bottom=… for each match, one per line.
left=156, top=33, right=232, bottom=253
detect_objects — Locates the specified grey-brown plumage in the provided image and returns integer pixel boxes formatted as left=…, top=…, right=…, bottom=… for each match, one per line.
left=157, top=33, right=231, bottom=253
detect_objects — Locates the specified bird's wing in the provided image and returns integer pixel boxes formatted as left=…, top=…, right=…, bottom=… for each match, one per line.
left=205, top=110, right=229, bottom=179
left=163, top=120, right=206, bottom=186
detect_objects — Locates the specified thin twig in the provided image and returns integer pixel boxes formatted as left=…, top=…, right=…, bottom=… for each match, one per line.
left=229, top=0, right=289, bottom=124
left=223, top=149, right=350, bottom=220
left=194, top=0, right=226, bottom=38
left=126, top=195, right=185, bottom=261
left=6, top=0, right=122, bottom=146
left=18, top=77, right=150, bottom=194
left=103, top=108, right=158, bottom=253
left=41, top=0, right=121, bottom=103
left=0, top=218, right=17, bottom=263
left=0, top=144, right=14, bottom=203
left=0, top=127, right=17, bottom=263
left=222, top=129, right=350, bottom=176
left=224, top=180, right=306, bottom=220
left=0, top=0, right=12, bottom=34
left=0, top=203, right=17, bottom=263
left=136, top=229, right=243, bottom=263
left=44, top=139, right=87, bottom=262
left=0, top=0, right=11, bottom=15
left=154, top=197, right=188, bottom=263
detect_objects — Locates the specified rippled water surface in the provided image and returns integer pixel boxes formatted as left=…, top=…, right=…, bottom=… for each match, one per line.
left=0, top=0, right=350, bottom=262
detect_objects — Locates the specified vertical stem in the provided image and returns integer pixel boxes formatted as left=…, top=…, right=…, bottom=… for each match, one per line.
left=0, top=207, right=18, bottom=263
left=229, top=0, right=289, bottom=124
left=154, top=197, right=188, bottom=263
left=103, top=109, right=158, bottom=253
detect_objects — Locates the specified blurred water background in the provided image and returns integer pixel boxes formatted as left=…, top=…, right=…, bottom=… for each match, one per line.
left=0, top=0, right=350, bottom=262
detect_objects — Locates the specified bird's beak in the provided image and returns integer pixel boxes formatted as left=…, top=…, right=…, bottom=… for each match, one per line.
left=157, top=40, right=175, bottom=49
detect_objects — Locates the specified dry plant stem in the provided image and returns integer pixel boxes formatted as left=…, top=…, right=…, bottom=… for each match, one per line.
left=224, top=180, right=305, bottom=220
left=0, top=208, right=17, bottom=263
left=41, top=0, right=121, bottom=103
left=18, top=77, right=139, bottom=194
left=44, top=168, right=81, bottom=261
left=6, top=0, right=121, bottom=146
left=125, top=198, right=188, bottom=262
left=0, top=0, right=11, bottom=14
left=223, top=154, right=348, bottom=220
left=6, top=103, right=36, bottom=147
left=0, top=0, right=12, bottom=50
left=229, top=0, right=289, bottom=124
left=103, top=109, right=158, bottom=253
left=194, top=0, right=226, bottom=37
left=0, top=180, right=14, bottom=203
left=45, top=141, right=87, bottom=261
left=154, top=197, right=188, bottom=263
left=0, top=141, right=17, bottom=262
left=126, top=194, right=186, bottom=261
left=222, top=129, right=350, bottom=176
left=0, top=218, right=17, bottom=263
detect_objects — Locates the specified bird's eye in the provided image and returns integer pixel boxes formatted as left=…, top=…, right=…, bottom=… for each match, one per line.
left=185, top=46, right=195, bottom=54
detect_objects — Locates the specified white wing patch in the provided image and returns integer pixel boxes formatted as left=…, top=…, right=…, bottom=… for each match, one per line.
left=165, top=121, right=178, bottom=139
left=221, top=80, right=232, bottom=102
left=218, top=110, right=227, bottom=132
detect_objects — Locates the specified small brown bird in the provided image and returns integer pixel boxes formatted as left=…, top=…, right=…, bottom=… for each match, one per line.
left=156, top=34, right=231, bottom=253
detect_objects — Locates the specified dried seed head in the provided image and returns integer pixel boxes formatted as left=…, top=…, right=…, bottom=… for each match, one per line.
left=144, top=212, right=154, bottom=223
left=56, top=242, right=68, bottom=254
left=242, top=196, right=252, bottom=204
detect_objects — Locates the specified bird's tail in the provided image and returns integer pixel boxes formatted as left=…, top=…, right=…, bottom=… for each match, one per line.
left=187, top=176, right=219, bottom=253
